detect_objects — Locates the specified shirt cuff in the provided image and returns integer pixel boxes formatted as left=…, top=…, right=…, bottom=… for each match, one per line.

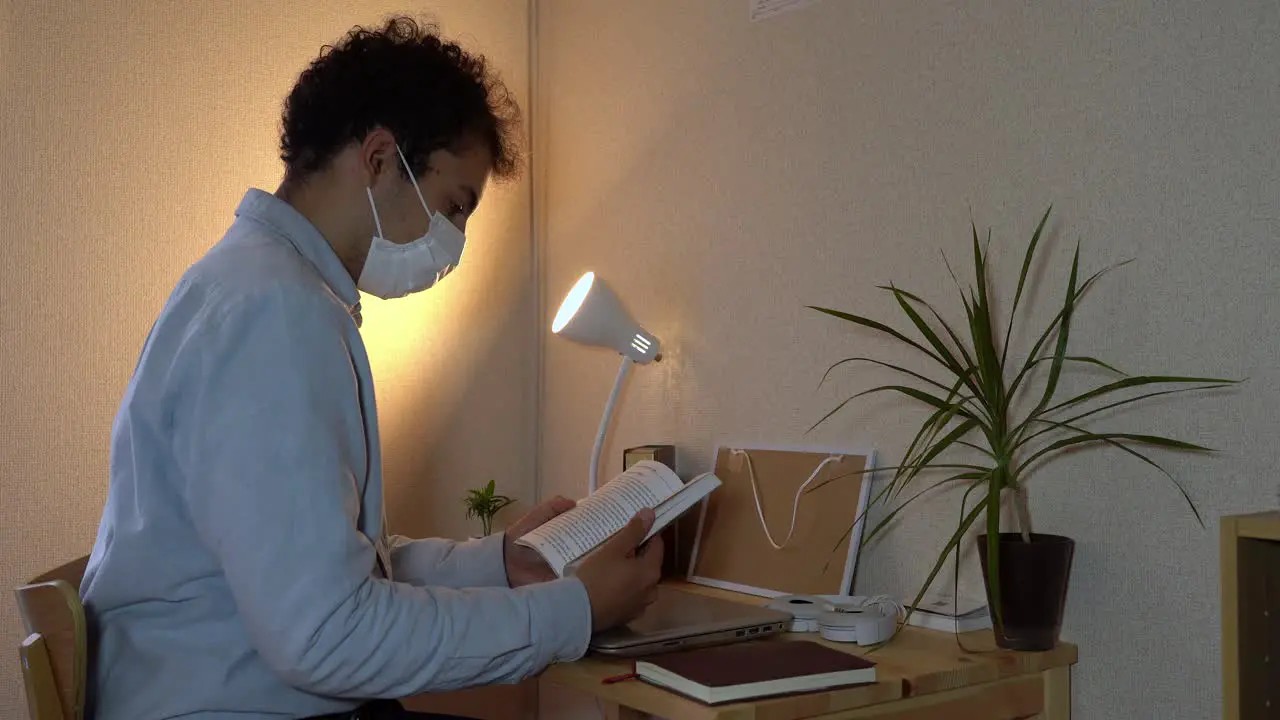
left=525, top=577, right=593, bottom=665
left=471, top=532, right=512, bottom=587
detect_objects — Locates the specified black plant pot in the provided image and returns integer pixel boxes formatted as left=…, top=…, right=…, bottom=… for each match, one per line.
left=976, top=533, right=1075, bottom=651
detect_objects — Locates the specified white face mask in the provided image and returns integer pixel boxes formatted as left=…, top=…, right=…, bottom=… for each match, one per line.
left=357, top=144, right=466, bottom=299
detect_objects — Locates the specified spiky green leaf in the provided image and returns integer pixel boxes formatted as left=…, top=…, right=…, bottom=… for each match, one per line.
left=818, top=356, right=954, bottom=396
left=809, top=306, right=950, bottom=371
left=1007, top=259, right=1134, bottom=399
left=1002, top=206, right=1053, bottom=367
left=1040, top=375, right=1242, bottom=417
left=882, top=284, right=971, bottom=384
left=1032, top=418, right=1205, bottom=527
left=1017, top=431, right=1215, bottom=476
left=877, top=285, right=977, bottom=370
left=863, top=470, right=987, bottom=546
left=902, top=494, right=988, bottom=629
left=1022, top=355, right=1128, bottom=376
left=889, top=418, right=980, bottom=501
left=1015, top=383, right=1233, bottom=448
left=1033, top=243, right=1080, bottom=416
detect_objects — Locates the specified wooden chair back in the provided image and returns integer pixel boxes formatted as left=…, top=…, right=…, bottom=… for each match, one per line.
left=15, top=555, right=90, bottom=720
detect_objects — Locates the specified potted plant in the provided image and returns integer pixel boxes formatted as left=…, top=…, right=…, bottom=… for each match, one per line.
left=463, top=479, right=515, bottom=538
left=809, top=207, right=1238, bottom=651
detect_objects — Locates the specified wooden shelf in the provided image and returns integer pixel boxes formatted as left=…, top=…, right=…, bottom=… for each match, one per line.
left=1221, top=511, right=1280, bottom=720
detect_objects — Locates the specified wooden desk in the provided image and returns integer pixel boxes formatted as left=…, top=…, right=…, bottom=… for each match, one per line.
left=544, top=582, right=1077, bottom=720
left=401, top=680, right=537, bottom=719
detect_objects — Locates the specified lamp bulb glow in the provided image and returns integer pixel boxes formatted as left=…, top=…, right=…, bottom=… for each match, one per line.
left=552, top=272, right=595, bottom=334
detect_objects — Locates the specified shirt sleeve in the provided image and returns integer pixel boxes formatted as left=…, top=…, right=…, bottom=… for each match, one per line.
left=387, top=533, right=512, bottom=588
left=174, top=288, right=592, bottom=698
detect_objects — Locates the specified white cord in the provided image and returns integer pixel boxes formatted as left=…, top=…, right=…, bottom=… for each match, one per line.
left=849, top=594, right=906, bottom=620
left=732, top=449, right=843, bottom=550
left=588, top=357, right=633, bottom=494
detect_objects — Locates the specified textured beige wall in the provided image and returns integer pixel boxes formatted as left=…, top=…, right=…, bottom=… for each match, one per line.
left=535, top=1, right=1279, bottom=719
left=0, top=1, right=530, bottom=716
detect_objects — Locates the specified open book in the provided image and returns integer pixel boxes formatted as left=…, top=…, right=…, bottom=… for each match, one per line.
left=515, top=461, right=721, bottom=577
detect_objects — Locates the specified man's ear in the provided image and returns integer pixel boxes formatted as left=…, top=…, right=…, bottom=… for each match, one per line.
left=359, top=128, right=399, bottom=186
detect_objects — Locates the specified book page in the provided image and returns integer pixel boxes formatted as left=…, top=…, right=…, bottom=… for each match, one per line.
left=516, top=461, right=684, bottom=575
left=647, top=472, right=722, bottom=543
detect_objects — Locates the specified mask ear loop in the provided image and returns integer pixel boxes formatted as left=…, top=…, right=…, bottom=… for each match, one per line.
left=365, top=187, right=385, bottom=239
left=732, top=449, right=844, bottom=550
left=395, top=144, right=436, bottom=218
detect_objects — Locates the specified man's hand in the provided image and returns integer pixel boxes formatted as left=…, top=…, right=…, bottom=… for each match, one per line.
left=575, top=509, right=664, bottom=632
left=502, top=495, right=577, bottom=587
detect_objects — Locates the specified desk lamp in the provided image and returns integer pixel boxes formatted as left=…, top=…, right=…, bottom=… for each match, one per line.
left=551, top=271, right=662, bottom=493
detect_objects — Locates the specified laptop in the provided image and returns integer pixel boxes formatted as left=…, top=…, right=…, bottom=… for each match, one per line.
left=588, top=585, right=792, bottom=657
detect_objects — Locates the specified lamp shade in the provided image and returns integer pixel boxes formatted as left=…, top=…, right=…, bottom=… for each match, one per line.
left=552, top=272, right=661, bottom=364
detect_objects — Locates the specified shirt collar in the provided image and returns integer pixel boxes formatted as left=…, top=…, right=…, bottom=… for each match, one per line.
left=234, top=189, right=362, bottom=324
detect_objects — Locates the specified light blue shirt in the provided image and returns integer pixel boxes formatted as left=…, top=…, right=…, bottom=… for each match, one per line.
left=80, top=189, right=592, bottom=720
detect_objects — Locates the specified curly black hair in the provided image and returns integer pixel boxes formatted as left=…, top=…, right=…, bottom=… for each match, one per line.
left=279, top=15, right=522, bottom=183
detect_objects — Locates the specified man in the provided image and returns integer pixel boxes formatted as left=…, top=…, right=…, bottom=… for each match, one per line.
left=79, top=16, right=663, bottom=720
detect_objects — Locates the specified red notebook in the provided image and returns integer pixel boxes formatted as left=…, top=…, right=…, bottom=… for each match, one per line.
left=634, top=639, right=876, bottom=705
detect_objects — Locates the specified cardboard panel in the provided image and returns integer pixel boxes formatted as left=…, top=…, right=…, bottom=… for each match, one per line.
left=689, top=445, right=873, bottom=597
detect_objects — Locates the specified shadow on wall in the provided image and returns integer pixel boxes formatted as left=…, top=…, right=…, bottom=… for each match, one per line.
left=539, top=81, right=730, bottom=501
left=379, top=295, right=535, bottom=542
left=368, top=176, right=535, bottom=541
